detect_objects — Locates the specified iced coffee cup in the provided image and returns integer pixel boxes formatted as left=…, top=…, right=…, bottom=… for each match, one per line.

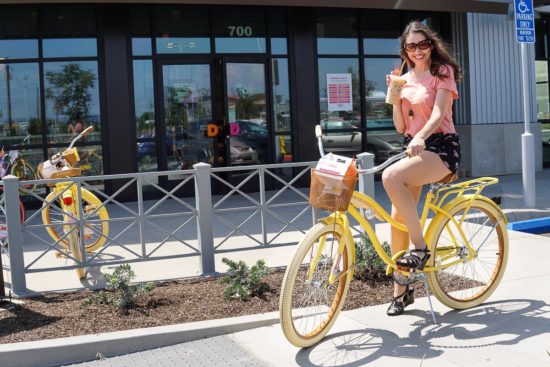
left=385, top=75, right=406, bottom=105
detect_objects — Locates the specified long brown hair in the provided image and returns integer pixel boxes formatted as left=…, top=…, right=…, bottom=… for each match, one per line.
left=400, top=21, right=462, bottom=82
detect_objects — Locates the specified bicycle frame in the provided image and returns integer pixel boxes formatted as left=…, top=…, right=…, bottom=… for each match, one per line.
left=310, top=175, right=506, bottom=285
left=307, top=124, right=507, bottom=285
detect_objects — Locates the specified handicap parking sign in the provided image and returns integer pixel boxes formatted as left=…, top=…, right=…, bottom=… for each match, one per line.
left=514, top=0, right=535, bottom=43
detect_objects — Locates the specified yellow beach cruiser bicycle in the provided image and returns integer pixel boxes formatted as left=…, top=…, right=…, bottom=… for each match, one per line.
left=279, top=126, right=509, bottom=347
left=39, top=127, right=110, bottom=279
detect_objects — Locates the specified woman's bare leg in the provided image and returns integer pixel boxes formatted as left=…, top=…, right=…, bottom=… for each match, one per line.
left=390, top=185, right=422, bottom=298
left=382, top=151, right=451, bottom=249
left=383, top=151, right=451, bottom=302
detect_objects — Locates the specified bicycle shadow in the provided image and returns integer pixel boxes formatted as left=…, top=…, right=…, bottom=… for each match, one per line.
left=295, top=299, right=550, bottom=367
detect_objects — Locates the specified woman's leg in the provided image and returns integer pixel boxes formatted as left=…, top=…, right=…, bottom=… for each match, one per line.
left=382, top=151, right=452, bottom=250
left=390, top=185, right=422, bottom=299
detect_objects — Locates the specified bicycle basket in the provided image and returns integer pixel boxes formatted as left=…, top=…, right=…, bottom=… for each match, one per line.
left=309, top=169, right=358, bottom=212
left=38, top=161, right=81, bottom=180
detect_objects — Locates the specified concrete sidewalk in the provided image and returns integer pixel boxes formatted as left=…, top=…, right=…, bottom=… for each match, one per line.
left=58, top=227, right=550, bottom=367
left=1, top=169, right=550, bottom=366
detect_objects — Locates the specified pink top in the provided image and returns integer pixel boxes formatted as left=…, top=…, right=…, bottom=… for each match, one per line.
left=400, top=65, right=459, bottom=137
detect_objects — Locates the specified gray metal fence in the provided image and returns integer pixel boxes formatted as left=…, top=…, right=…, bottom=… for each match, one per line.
left=0, top=153, right=374, bottom=296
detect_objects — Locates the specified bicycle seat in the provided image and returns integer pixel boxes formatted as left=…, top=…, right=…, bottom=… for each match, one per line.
left=435, top=172, right=458, bottom=184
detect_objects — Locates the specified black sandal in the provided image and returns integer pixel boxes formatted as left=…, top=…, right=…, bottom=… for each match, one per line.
left=396, top=248, right=431, bottom=270
left=387, top=286, right=415, bottom=316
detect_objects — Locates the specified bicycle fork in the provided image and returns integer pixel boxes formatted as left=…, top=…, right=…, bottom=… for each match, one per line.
left=307, top=213, right=353, bottom=287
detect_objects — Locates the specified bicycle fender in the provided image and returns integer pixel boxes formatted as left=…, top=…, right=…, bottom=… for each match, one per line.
left=425, top=194, right=507, bottom=247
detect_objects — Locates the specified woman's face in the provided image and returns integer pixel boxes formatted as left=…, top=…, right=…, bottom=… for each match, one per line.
left=404, top=32, right=432, bottom=69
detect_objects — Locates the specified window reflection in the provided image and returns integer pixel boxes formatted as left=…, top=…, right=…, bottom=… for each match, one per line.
left=0, top=40, right=38, bottom=59
left=132, top=38, right=152, bottom=56
left=364, top=58, right=402, bottom=129
left=0, top=63, right=41, bottom=146
left=317, top=16, right=358, bottom=55
left=76, top=145, right=103, bottom=176
left=162, top=64, right=213, bottom=171
left=272, top=58, right=291, bottom=133
left=364, top=39, right=400, bottom=55
left=226, top=63, right=267, bottom=164
left=44, top=61, right=101, bottom=143
left=318, top=58, right=360, bottom=127
left=271, top=38, right=287, bottom=55
left=42, top=38, right=97, bottom=58
left=134, top=60, right=155, bottom=138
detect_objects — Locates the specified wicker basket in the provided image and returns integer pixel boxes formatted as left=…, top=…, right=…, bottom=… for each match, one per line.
left=309, top=169, right=358, bottom=212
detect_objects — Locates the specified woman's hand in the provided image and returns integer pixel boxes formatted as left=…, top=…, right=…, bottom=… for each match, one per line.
left=407, top=135, right=426, bottom=157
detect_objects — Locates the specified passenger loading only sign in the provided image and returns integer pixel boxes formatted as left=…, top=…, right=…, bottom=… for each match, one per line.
left=514, top=0, right=535, bottom=43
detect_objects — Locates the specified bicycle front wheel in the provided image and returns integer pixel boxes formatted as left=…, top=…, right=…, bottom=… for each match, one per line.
left=43, top=188, right=109, bottom=252
left=280, top=222, right=353, bottom=348
left=11, top=161, right=38, bottom=193
left=427, top=198, right=508, bottom=309
left=67, top=225, right=85, bottom=279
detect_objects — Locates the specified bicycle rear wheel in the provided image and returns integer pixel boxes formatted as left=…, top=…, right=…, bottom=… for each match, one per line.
left=427, top=198, right=508, bottom=309
left=11, top=161, right=38, bottom=193
left=42, top=188, right=109, bottom=252
left=280, top=222, right=353, bottom=347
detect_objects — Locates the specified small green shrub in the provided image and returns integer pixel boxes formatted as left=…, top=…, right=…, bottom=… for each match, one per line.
left=354, top=235, right=392, bottom=281
left=219, top=258, right=271, bottom=301
left=82, top=264, right=155, bottom=310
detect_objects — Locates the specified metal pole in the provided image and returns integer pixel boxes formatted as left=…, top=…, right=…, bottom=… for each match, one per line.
left=193, top=162, right=215, bottom=275
left=521, top=42, right=536, bottom=208
left=2, top=175, right=27, bottom=296
left=356, top=152, right=375, bottom=199
left=6, top=64, right=13, bottom=134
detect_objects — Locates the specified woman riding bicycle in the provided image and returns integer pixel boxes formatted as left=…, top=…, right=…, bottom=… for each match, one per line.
left=384, top=21, right=463, bottom=316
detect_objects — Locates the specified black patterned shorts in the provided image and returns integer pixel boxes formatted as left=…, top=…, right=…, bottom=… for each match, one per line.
left=403, top=133, right=461, bottom=174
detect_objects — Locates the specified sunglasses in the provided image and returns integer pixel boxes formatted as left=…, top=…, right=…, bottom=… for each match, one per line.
left=404, top=39, right=432, bottom=52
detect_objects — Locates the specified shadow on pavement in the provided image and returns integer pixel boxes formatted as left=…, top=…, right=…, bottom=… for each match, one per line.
left=295, top=299, right=550, bottom=366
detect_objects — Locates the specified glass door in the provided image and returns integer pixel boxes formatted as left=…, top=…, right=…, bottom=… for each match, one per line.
left=223, top=61, right=269, bottom=165
left=157, top=63, right=215, bottom=176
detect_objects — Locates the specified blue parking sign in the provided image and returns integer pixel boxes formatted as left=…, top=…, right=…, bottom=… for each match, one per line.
left=514, top=0, right=535, bottom=43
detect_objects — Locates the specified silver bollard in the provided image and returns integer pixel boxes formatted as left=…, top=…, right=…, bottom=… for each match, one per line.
left=193, top=163, right=216, bottom=275
left=2, top=175, right=28, bottom=296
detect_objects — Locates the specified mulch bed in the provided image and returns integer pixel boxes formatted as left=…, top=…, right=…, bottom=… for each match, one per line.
left=0, top=270, right=427, bottom=345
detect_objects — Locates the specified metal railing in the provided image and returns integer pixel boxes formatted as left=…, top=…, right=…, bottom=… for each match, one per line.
left=0, top=153, right=374, bottom=296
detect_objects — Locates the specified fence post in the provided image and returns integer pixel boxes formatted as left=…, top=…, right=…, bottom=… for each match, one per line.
left=193, top=163, right=216, bottom=275
left=356, top=152, right=375, bottom=199
left=2, top=175, right=27, bottom=296
left=259, top=167, right=267, bottom=245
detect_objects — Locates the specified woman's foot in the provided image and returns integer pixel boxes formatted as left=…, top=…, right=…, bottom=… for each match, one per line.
left=396, top=247, right=431, bottom=270
left=387, top=287, right=415, bottom=316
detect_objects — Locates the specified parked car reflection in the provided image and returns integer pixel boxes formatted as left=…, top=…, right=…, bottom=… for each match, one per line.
left=137, top=129, right=213, bottom=170
left=232, top=120, right=268, bottom=163
left=230, top=137, right=261, bottom=165
left=320, top=119, right=404, bottom=163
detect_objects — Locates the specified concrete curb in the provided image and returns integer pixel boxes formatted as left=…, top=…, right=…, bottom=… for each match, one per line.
left=0, top=311, right=281, bottom=367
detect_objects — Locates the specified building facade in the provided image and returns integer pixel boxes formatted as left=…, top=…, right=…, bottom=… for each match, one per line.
left=0, top=1, right=547, bottom=196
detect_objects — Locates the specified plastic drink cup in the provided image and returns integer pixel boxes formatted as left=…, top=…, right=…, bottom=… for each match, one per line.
left=385, top=75, right=406, bottom=105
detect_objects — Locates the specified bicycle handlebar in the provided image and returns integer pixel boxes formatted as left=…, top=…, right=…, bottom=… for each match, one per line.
left=315, top=124, right=409, bottom=175
left=50, top=126, right=94, bottom=165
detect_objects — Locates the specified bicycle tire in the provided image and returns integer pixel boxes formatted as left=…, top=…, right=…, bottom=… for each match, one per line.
left=427, top=198, right=508, bottom=309
left=67, top=222, right=85, bottom=279
left=42, top=188, right=109, bottom=252
left=11, top=161, right=38, bottom=193
left=280, top=222, right=353, bottom=347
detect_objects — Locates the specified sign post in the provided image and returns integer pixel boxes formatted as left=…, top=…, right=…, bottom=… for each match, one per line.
left=514, top=0, right=536, bottom=208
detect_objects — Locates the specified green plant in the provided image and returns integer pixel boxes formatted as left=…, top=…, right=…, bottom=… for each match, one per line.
left=354, top=235, right=391, bottom=281
left=82, top=264, right=155, bottom=310
left=219, top=258, right=271, bottom=301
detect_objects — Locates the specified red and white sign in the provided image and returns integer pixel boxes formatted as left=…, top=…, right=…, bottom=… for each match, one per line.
left=327, top=74, right=352, bottom=112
